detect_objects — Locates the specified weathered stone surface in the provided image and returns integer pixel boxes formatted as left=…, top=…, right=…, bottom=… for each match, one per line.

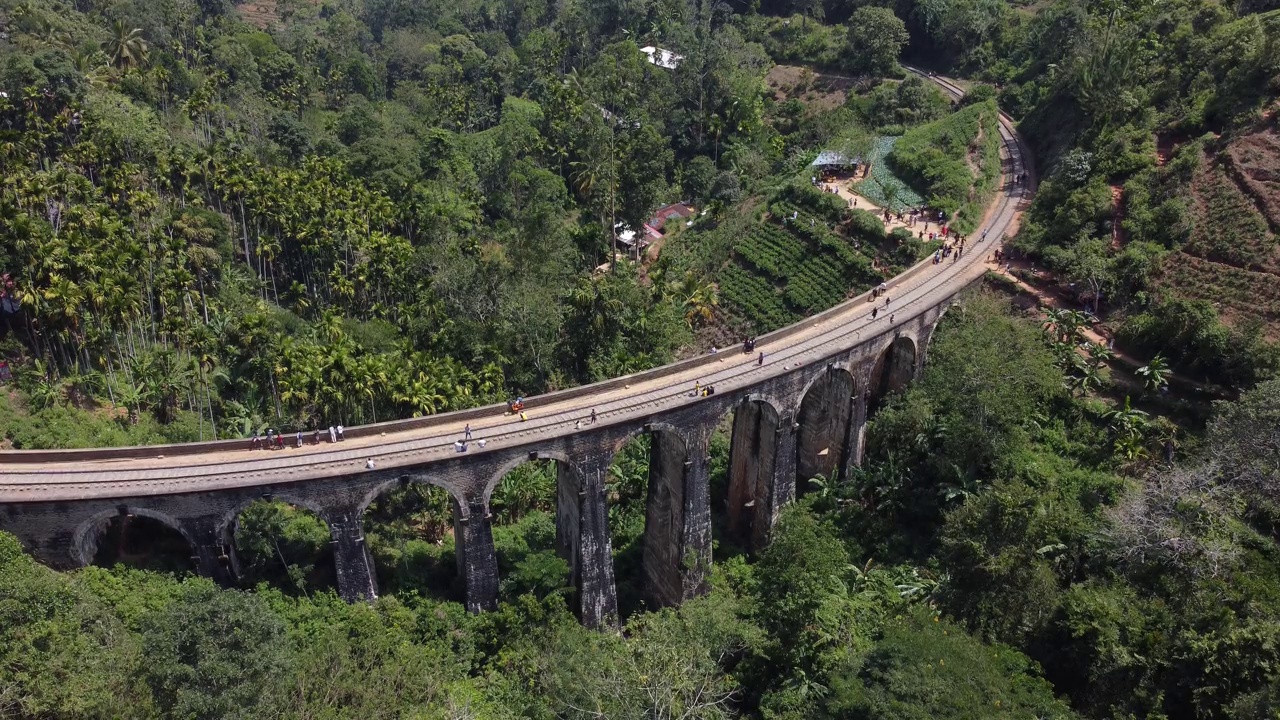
left=1, top=67, right=1032, bottom=627
left=797, top=367, right=856, bottom=494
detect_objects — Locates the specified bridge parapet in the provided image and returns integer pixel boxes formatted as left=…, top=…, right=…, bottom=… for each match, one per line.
left=1, top=68, right=1033, bottom=626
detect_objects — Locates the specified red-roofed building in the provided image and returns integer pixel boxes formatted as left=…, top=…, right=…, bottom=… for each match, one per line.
left=643, top=202, right=696, bottom=240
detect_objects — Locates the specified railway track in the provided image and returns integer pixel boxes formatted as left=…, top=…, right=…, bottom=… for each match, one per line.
left=0, top=70, right=1035, bottom=503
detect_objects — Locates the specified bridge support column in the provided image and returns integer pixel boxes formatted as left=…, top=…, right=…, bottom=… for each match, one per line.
left=454, top=497, right=498, bottom=613
left=754, top=414, right=797, bottom=551
left=327, top=507, right=377, bottom=602
left=643, top=429, right=710, bottom=609
left=841, top=381, right=870, bottom=479
left=556, top=458, right=618, bottom=627
left=574, top=460, right=619, bottom=628
left=184, top=516, right=238, bottom=588
left=679, top=432, right=712, bottom=601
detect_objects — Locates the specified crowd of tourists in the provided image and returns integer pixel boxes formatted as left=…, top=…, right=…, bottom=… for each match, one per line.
left=250, top=424, right=344, bottom=450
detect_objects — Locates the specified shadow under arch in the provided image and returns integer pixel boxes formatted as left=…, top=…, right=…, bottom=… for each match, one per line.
left=74, top=506, right=197, bottom=573
left=711, top=393, right=786, bottom=554
left=359, top=474, right=468, bottom=601
left=795, top=363, right=857, bottom=496
left=867, top=334, right=918, bottom=414
left=603, top=422, right=692, bottom=617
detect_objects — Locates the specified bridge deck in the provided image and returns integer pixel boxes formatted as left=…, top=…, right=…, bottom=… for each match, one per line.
left=0, top=70, right=1033, bottom=503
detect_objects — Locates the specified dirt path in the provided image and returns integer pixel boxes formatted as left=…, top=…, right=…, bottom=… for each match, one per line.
left=1110, top=185, right=1126, bottom=249
left=984, top=257, right=1225, bottom=395
left=822, top=181, right=931, bottom=237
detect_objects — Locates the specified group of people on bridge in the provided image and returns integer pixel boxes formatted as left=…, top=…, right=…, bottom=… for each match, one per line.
left=251, top=424, right=344, bottom=450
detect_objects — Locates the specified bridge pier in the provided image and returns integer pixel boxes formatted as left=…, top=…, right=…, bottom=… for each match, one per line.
left=186, top=516, right=238, bottom=588
left=842, top=383, right=870, bottom=479
left=454, top=497, right=499, bottom=613
left=642, top=428, right=711, bottom=608
left=678, top=430, right=712, bottom=601
left=326, top=507, right=377, bottom=602
left=756, top=414, right=797, bottom=551
left=573, top=459, right=619, bottom=628
left=552, top=455, right=619, bottom=627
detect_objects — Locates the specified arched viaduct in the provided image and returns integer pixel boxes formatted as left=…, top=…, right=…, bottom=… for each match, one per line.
left=0, top=71, right=1034, bottom=629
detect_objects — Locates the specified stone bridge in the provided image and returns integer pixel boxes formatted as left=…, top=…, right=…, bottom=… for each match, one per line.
left=0, top=71, right=1034, bottom=628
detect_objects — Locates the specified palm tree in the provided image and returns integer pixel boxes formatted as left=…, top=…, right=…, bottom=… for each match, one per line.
left=102, top=20, right=149, bottom=71
left=708, top=113, right=725, bottom=164
left=1137, top=354, right=1171, bottom=393
left=1066, top=358, right=1103, bottom=396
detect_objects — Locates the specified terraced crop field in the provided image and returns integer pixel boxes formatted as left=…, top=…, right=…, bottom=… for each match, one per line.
left=718, top=198, right=894, bottom=332
left=1156, top=126, right=1280, bottom=331
left=853, top=136, right=925, bottom=211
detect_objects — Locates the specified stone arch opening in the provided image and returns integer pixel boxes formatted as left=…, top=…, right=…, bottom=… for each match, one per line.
left=76, top=507, right=196, bottom=575
left=360, top=477, right=464, bottom=601
left=796, top=365, right=856, bottom=496
left=230, top=500, right=337, bottom=596
left=486, top=456, right=572, bottom=605
left=606, top=427, right=690, bottom=618
left=716, top=397, right=784, bottom=553
left=868, top=335, right=917, bottom=413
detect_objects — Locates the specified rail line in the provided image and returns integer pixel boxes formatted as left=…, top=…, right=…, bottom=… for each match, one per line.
left=0, top=69, right=1034, bottom=502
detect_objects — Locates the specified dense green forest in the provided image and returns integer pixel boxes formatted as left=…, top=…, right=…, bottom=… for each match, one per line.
left=4, top=0, right=1280, bottom=716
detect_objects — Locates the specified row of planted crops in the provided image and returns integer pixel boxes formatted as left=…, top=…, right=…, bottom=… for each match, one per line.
left=721, top=191, right=888, bottom=331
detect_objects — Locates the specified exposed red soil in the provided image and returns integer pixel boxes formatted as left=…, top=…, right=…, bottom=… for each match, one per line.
left=765, top=65, right=857, bottom=113
left=1223, top=128, right=1280, bottom=233
left=1110, top=184, right=1126, bottom=249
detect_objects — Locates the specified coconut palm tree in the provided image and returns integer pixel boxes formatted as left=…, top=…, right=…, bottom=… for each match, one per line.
left=102, top=20, right=149, bottom=71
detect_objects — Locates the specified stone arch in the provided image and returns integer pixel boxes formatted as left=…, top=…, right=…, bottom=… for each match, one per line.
left=482, top=450, right=573, bottom=510
left=222, top=496, right=338, bottom=594
left=479, top=451, right=578, bottom=612
left=795, top=364, right=856, bottom=495
left=73, top=506, right=196, bottom=568
left=717, top=394, right=786, bottom=550
left=357, top=474, right=467, bottom=600
left=217, top=492, right=334, bottom=542
left=356, top=474, right=465, bottom=520
left=868, top=334, right=918, bottom=412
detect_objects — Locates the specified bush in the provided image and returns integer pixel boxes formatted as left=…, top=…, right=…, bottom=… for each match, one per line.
left=887, top=100, right=1002, bottom=233
left=821, top=609, right=1080, bottom=719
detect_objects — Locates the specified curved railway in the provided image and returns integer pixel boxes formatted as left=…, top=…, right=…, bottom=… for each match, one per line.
left=0, top=68, right=1035, bottom=504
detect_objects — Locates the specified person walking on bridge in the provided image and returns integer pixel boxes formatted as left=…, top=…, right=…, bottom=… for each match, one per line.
left=872, top=307, right=879, bottom=319
left=275, top=432, right=285, bottom=449
left=758, top=351, right=765, bottom=365
left=590, top=408, right=598, bottom=423
left=329, top=425, right=337, bottom=443
left=266, top=428, right=274, bottom=447
left=464, top=423, right=472, bottom=441
left=295, top=430, right=303, bottom=448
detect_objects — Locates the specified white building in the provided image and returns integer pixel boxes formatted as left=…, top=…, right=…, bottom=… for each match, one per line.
left=640, top=46, right=683, bottom=70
